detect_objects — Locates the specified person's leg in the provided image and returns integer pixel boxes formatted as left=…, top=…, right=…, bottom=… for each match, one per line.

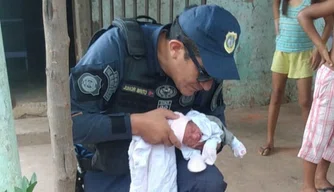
left=316, top=122, right=334, bottom=191
left=84, top=170, right=131, bottom=192
left=301, top=160, right=318, bottom=192
left=294, top=50, right=313, bottom=126
left=315, top=66, right=334, bottom=192
left=296, top=77, right=313, bottom=125
left=296, top=77, right=314, bottom=191
left=259, top=51, right=289, bottom=156
left=315, top=159, right=334, bottom=190
left=298, top=65, right=334, bottom=192
left=259, top=72, right=288, bottom=156
left=176, top=150, right=227, bottom=192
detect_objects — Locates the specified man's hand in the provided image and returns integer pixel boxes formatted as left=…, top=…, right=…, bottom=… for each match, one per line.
left=130, top=108, right=181, bottom=148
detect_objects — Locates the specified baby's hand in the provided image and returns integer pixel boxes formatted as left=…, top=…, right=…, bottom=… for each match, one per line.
left=230, top=137, right=246, bottom=158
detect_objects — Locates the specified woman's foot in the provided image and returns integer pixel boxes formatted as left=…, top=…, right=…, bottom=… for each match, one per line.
left=258, top=144, right=274, bottom=156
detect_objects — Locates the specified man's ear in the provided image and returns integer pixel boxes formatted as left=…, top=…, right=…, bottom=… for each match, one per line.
left=168, top=40, right=184, bottom=59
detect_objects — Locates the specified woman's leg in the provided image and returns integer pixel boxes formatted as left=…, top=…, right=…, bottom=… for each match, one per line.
left=259, top=72, right=288, bottom=156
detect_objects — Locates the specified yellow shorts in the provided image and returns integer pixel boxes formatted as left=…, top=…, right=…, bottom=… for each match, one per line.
left=271, top=50, right=313, bottom=79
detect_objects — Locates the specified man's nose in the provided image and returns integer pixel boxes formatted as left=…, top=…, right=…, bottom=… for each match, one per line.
left=199, top=80, right=213, bottom=91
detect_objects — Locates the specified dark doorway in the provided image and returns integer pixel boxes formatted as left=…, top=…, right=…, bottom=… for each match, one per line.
left=1, top=0, right=76, bottom=103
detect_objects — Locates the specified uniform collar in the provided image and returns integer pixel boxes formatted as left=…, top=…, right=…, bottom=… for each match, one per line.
left=150, top=24, right=171, bottom=76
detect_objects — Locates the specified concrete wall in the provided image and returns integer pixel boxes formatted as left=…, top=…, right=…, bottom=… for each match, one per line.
left=91, top=0, right=327, bottom=108
left=211, top=0, right=326, bottom=108
left=211, top=0, right=278, bottom=108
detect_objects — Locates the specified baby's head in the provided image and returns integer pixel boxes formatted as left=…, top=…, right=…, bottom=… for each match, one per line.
left=170, top=112, right=202, bottom=148
left=183, top=121, right=202, bottom=148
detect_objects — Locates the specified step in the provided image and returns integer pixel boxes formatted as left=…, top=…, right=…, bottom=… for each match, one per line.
left=13, top=101, right=47, bottom=119
left=15, top=117, right=50, bottom=147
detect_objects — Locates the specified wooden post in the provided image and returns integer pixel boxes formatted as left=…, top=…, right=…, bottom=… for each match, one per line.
left=0, top=21, right=22, bottom=192
left=42, top=0, right=77, bottom=191
left=73, top=0, right=92, bottom=62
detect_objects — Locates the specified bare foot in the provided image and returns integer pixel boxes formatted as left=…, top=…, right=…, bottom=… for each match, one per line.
left=258, top=143, right=274, bottom=156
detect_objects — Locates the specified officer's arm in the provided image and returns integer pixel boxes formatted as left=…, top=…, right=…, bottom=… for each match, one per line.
left=70, top=28, right=131, bottom=145
left=71, top=100, right=131, bottom=145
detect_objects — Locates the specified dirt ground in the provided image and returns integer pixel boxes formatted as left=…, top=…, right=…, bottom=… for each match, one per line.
left=18, top=102, right=334, bottom=192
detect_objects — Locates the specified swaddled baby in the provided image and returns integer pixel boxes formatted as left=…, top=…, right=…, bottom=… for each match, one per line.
left=171, top=110, right=246, bottom=172
left=128, top=110, right=246, bottom=192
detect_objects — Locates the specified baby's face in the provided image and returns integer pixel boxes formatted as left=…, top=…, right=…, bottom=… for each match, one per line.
left=182, top=121, right=202, bottom=148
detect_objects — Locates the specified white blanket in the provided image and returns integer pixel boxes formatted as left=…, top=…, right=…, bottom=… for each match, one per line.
left=128, top=135, right=177, bottom=192
left=128, top=110, right=245, bottom=192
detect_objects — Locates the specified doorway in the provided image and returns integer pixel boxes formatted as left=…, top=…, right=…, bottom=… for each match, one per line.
left=0, top=0, right=75, bottom=112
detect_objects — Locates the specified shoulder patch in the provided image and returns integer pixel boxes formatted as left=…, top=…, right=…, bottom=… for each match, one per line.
left=78, top=73, right=102, bottom=96
left=71, top=62, right=120, bottom=102
left=103, top=65, right=119, bottom=102
left=210, top=82, right=224, bottom=112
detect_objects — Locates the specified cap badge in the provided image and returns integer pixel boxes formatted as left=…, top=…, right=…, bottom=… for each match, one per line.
left=224, top=32, right=238, bottom=54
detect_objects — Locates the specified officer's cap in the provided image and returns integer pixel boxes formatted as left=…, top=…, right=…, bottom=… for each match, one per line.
left=178, top=4, right=241, bottom=80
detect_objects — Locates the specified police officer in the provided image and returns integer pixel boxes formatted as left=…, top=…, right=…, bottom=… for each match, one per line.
left=70, top=4, right=241, bottom=192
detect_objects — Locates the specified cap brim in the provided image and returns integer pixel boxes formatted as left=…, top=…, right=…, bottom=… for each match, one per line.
left=198, top=46, right=240, bottom=81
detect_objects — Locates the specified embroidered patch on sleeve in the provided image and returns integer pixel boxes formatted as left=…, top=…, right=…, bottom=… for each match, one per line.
left=103, top=65, right=119, bottom=102
left=78, top=73, right=102, bottom=96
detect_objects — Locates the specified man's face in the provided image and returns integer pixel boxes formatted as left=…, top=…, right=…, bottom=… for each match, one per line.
left=182, top=121, right=202, bottom=148
left=168, top=40, right=214, bottom=96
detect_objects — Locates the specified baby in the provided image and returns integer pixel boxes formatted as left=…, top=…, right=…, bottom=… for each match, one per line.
left=170, top=110, right=246, bottom=172
left=128, top=110, right=246, bottom=192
